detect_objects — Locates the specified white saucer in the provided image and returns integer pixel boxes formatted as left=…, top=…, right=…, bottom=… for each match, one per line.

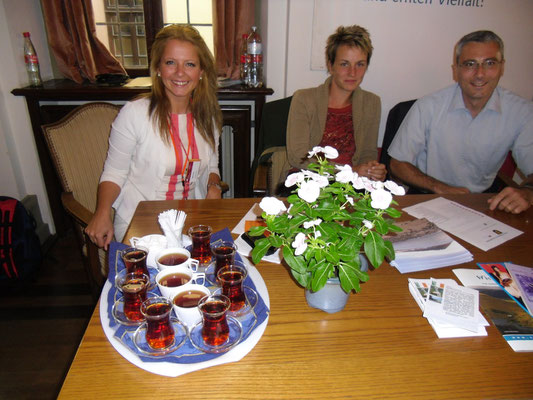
left=111, top=292, right=157, bottom=326
left=189, top=316, right=243, bottom=354
left=133, top=317, right=188, bottom=356
left=213, top=286, right=258, bottom=318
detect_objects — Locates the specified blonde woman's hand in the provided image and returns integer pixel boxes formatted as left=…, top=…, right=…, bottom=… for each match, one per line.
left=85, top=210, right=114, bottom=251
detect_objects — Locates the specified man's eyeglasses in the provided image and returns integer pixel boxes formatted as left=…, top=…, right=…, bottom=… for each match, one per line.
left=458, top=59, right=502, bottom=71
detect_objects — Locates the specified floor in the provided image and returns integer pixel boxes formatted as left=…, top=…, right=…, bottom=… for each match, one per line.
left=0, top=231, right=96, bottom=400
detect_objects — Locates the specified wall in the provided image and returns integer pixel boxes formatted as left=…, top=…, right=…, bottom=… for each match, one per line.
left=265, top=0, right=533, bottom=144
left=0, top=0, right=54, bottom=232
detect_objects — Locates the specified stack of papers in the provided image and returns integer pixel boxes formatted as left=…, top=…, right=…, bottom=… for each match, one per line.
left=408, top=278, right=488, bottom=338
left=386, top=219, right=473, bottom=273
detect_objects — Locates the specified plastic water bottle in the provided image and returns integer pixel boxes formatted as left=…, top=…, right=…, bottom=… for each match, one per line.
left=246, top=26, right=263, bottom=88
left=239, top=33, right=249, bottom=86
left=23, top=32, right=43, bottom=87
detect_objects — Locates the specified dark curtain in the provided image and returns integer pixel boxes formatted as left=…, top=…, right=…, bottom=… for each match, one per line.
left=213, top=0, right=255, bottom=79
left=41, top=0, right=126, bottom=83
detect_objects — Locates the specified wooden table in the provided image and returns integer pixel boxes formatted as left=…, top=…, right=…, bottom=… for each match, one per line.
left=59, top=194, right=533, bottom=399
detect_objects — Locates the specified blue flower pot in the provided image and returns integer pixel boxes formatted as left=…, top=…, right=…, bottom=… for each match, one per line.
left=304, top=255, right=369, bottom=313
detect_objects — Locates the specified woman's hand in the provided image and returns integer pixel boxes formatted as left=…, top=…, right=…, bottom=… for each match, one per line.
left=354, top=161, right=387, bottom=181
left=206, top=173, right=222, bottom=199
left=206, top=184, right=222, bottom=199
left=85, top=209, right=114, bottom=251
left=85, top=181, right=121, bottom=251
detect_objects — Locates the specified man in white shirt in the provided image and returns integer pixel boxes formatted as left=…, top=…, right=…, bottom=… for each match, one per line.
left=388, top=30, right=533, bottom=214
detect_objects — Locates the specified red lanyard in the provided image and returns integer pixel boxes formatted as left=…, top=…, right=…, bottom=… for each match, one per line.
left=167, top=113, right=199, bottom=199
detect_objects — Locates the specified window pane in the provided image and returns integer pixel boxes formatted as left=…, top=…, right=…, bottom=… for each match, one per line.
left=195, top=26, right=214, bottom=56
left=163, top=0, right=187, bottom=23
left=189, top=0, right=212, bottom=24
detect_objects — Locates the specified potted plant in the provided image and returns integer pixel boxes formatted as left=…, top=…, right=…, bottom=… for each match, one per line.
left=250, top=146, right=405, bottom=312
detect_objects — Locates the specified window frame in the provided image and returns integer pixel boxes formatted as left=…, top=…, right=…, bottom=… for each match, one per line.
left=97, top=1, right=213, bottom=78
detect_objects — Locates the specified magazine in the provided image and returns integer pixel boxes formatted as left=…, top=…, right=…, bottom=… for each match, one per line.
left=455, top=267, right=533, bottom=352
left=477, top=262, right=532, bottom=316
left=506, top=263, right=533, bottom=316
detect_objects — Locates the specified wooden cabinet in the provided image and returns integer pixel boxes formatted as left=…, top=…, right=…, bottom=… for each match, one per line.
left=12, top=79, right=273, bottom=234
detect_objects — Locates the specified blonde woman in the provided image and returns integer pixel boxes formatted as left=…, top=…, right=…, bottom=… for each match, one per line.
left=86, top=25, right=222, bottom=248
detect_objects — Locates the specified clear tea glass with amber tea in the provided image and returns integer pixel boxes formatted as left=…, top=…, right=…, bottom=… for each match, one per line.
left=119, top=272, right=149, bottom=321
left=121, top=247, right=149, bottom=277
left=198, top=294, right=230, bottom=346
left=188, top=225, right=213, bottom=266
left=217, top=265, right=247, bottom=312
left=211, top=241, right=237, bottom=277
left=141, top=297, right=175, bottom=349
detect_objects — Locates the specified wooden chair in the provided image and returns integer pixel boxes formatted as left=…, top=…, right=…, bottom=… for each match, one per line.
left=42, top=102, right=121, bottom=299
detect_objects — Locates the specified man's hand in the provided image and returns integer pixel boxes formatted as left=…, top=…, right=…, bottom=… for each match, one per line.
left=488, top=187, right=533, bottom=214
left=355, top=160, right=387, bottom=181
left=432, top=182, right=470, bottom=195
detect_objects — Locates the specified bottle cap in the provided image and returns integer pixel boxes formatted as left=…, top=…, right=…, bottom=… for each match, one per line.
left=23, top=32, right=30, bottom=37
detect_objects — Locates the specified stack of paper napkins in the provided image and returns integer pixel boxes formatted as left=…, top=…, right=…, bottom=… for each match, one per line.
left=387, top=219, right=473, bottom=273
left=408, top=278, right=489, bottom=338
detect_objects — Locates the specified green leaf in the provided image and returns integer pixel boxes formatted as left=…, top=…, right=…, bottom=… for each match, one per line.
left=363, top=231, right=386, bottom=269
left=385, top=207, right=402, bottom=219
left=338, top=265, right=360, bottom=293
left=311, top=263, right=333, bottom=292
left=316, top=222, right=338, bottom=243
left=251, top=238, right=272, bottom=264
left=383, top=240, right=395, bottom=261
left=248, top=226, right=267, bottom=236
left=268, top=234, right=283, bottom=248
left=325, top=250, right=340, bottom=265
left=385, top=223, right=403, bottom=233
left=290, top=269, right=309, bottom=287
left=373, top=218, right=389, bottom=235
left=282, top=246, right=308, bottom=274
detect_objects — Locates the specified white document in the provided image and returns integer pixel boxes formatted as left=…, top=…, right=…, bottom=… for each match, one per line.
left=403, top=197, right=523, bottom=251
left=423, top=279, right=481, bottom=333
left=408, top=279, right=488, bottom=338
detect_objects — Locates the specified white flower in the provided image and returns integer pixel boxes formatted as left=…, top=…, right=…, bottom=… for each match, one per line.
left=335, top=164, right=354, bottom=183
left=370, top=188, right=393, bottom=210
left=308, top=171, right=329, bottom=188
left=297, top=180, right=321, bottom=203
left=346, top=196, right=354, bottom=206
left=362, top=177, right=376, bottom=192
left=259, top=197, right=287, bottom=215
left=322, top=146, right=339, bottom=159
left=285, top=172, right=304, bottom=187
left=314, top=230, right=322, bottom=239
left=372, top=181, right=385, bottom=190
left=308, top=146, right=324, bottom=158
left=384, top=180, right=406, bottom=196
left=303, top=218, right=322, bottom=229
left=363, top=219, right=374, bottom=229
left=292, top=232, right=307, bottom=256
left=352, top=176, right=366, bottom=190
left=307, top=146, right=339, bottom=159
